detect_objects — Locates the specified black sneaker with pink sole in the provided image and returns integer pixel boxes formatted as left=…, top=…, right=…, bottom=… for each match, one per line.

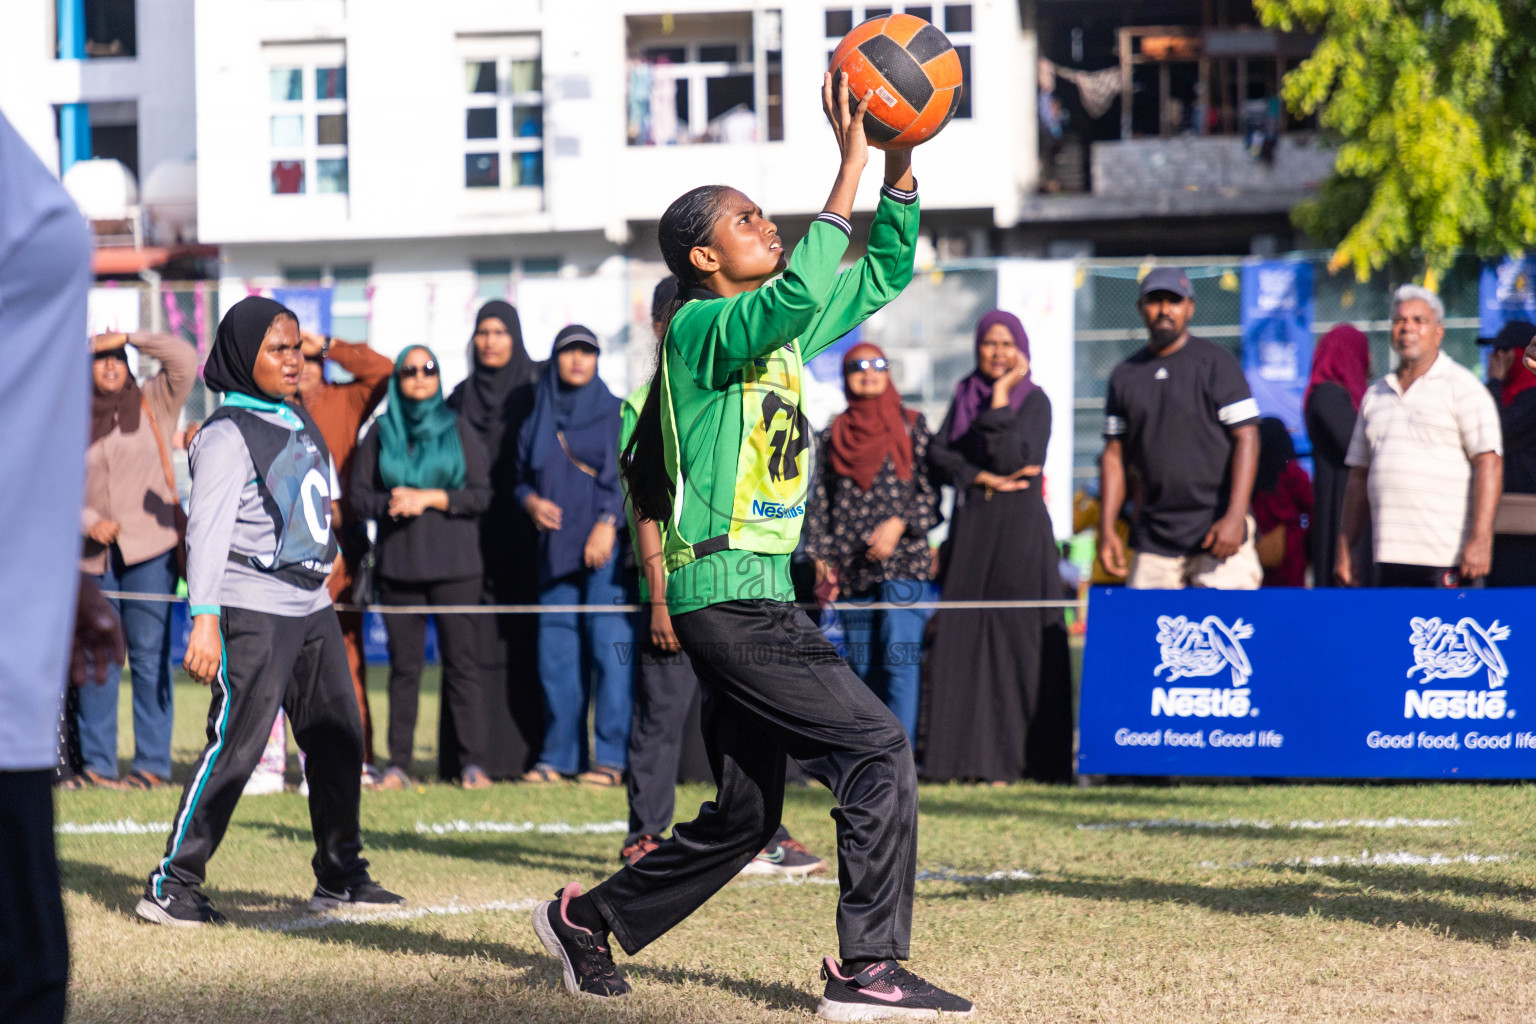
left=816, top=957, right=974, bottom=1020
left=532, top=882, right=631, bottom=999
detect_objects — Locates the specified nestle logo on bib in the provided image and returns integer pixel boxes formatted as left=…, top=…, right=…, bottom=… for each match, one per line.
left=1403, top=616, right=1513, bottom=720
left=750, top=499, right=803, bottom=519
left=1150, top=615, right=1258, bottom=718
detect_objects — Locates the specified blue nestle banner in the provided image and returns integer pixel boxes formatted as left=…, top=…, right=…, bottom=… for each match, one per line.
left=1078, top=587, right=1536, bottom=778
left=1240, top=261, right=1314, bottom=452
left=1479, top=257, right=1536, bottom=336
left=271, top=286, right=333, bottom=338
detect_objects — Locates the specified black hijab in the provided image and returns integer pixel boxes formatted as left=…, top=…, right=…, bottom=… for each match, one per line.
left=204, top=296, right=297, bottom=398
left=455, top=301, right=540, bottom=443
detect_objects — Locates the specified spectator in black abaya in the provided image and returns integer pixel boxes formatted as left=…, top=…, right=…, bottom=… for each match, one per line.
left=1304, top=324, right=1370, bottom=587
left=923, top=310, right=1073, bottom=784
left=1485, top=321, right=1536, bottom=586
left=446, top=301, right=544, bottom=779
left=352, top=345, right=493, bottom=787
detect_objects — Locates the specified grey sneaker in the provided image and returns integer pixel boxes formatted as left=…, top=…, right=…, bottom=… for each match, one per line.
left=308, top=879, right=405, bottom=912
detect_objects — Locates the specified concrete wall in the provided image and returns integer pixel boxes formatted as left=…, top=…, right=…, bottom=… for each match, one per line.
left=1092, top=134, right=1335, bottom=198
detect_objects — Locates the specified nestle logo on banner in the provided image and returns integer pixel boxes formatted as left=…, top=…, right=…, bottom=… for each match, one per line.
left=1254, top=267, right=1298, bottom=313
left=1151, top=615, right=1257, bottom=718
left=749, top=499, right=803, bottom=519
left=1404, top=617, right=1513, bottom=720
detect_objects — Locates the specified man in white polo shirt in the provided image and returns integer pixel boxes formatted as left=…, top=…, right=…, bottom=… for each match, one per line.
left=1337, top=285, right=1503, bottom=588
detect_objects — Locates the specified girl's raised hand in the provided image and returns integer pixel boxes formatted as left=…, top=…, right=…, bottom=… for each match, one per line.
left=823, top=71, right=872, bottom=171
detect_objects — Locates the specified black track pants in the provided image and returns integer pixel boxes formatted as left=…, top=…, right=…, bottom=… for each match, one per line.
left=589, top=599, right=918, bottom=962
left=148, top=606, right=368, bottom=896
left=625, top=607, right=712, bottom=845
left=0, top=771, right=67, bottom=1024
left=377, top=575, right=490, bottom=775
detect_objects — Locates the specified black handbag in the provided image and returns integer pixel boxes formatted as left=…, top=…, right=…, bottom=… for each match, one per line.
left=347, top=520, right=377, bottom=607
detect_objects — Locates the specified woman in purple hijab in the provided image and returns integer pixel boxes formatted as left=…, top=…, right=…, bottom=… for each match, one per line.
left=923, top=310, right=1073, bottom=783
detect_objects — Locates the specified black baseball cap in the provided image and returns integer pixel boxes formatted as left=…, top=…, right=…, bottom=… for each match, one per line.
left=1478, top=320, right=1536, bottom=350
left=552, top=324, right=600, bottom=354
left=1139, top=267, right=1195, bottom=301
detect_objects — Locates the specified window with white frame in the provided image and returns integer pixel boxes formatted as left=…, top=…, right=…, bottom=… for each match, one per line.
left=824, top=4, right=971, bottom=119
left=267, top=43, right=349, bottom=195
left=626, top=11, right=784, bottom=146
left=462, top=36, right=545, bottom=191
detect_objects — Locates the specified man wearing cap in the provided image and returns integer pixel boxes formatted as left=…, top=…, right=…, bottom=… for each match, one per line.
left=1337, top=285, right=1502, bottom=588
left=1483, top=320, right=1536, bottom=586
left=1098, top=267, right=1263, bottom=589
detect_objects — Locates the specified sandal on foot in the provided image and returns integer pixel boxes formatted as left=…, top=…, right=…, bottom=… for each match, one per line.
left=125, top=770, right=167, bottom=790
left=460, top=765, right=493, bottom=790
left=81, top=769, right=126, bottom=790
left=577, top=766, right=624, bottom=787
left=521, top=765, right=565, bottom=783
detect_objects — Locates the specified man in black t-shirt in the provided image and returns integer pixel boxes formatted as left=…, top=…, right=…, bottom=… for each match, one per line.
left=1097, top=267, right=1262, bottom=589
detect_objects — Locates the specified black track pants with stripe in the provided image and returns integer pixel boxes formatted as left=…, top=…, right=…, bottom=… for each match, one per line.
left=148, top=606, right=368, bottom=897
left=589, top=599, right=919, bottom=963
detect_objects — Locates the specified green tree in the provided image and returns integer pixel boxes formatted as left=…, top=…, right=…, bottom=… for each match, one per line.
left=1255, top=0, right=1536, bottom=279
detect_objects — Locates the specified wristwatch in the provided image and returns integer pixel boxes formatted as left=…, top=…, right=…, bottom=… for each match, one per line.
left=596, top=511, right=618, bottom=526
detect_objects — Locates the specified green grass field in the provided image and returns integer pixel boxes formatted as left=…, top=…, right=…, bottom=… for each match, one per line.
left=56, top=668, right=1536, bottom=1023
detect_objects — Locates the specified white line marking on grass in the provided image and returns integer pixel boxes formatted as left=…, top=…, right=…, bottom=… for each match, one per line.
left=916, top=867, right=1035, bottom=883
left=259, top=897, right=543, bottom=933
left=1077, top=817, right=1462, bottom=832
left=414, top=820, right=628, bottom=836
left=255, top=865, right=1045, bottom=933
left=1200, top=850, right=1514, bottom=869
left=56, top=820, right=171, bottom=835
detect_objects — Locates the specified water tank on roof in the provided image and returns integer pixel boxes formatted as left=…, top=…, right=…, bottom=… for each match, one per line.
left=62, top=158, right=139, bottom=220
left=142, top=159, right=198, bottom=243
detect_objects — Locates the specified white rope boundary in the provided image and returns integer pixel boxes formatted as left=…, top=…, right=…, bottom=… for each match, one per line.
left=98, top=590, right=1084, bottom=614
left=55, top=816, right=1467, bottom=838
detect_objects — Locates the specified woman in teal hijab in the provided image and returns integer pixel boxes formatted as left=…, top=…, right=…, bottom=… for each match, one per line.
left=351, top=344, right=495, bottom=789
left=377, top=345, right=467, bottom=490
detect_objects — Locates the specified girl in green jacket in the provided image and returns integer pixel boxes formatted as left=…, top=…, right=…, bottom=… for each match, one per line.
left=530, top=75, right=973, bottom=1021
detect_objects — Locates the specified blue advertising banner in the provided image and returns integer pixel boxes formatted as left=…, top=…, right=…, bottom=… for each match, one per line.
left=1479, top=257, right=1536, bottom=336
left=1240, top=261, right=1314, bottom=451
left=1078, top=587, right=1536, bottom=778
left=271, top=286, right=333, bottom=338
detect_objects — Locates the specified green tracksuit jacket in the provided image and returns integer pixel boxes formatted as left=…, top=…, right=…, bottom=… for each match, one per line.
left=658, top=182, right=919, bottom=615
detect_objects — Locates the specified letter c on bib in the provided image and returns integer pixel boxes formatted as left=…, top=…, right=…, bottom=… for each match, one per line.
left=300, top=467, right=332, bottom=544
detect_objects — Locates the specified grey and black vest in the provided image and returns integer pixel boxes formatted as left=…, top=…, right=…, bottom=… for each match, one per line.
left=204, top=403, right=338, bottom=591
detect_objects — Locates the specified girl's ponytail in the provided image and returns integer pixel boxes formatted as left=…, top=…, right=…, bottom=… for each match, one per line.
left=621, top=185, right=731, bottom=523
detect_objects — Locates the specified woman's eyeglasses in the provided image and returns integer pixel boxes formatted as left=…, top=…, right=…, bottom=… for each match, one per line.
left=93, top=349, right=129, bottom=364
left=398, top=361, right=439, bottom=380
left=844, top=358, right=889, bottom=373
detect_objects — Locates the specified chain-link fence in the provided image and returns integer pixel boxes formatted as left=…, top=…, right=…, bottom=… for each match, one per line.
left=106, top=255, right=1490, bottom=488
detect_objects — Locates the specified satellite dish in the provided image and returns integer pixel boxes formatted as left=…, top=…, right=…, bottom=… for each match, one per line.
left=62, top=158, right=139, bottom=221
left=142, top=159, right=198, bottom=243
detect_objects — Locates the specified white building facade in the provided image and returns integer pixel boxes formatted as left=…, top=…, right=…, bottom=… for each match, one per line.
left=194, top=0, right=1039, bottom=386
left=1, top=0, right=196, bottom=203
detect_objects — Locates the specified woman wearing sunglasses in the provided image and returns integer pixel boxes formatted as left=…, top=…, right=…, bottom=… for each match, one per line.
left=351, top=345, right=494, bottom=789
left=805, top=343, right=941, bottom=745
